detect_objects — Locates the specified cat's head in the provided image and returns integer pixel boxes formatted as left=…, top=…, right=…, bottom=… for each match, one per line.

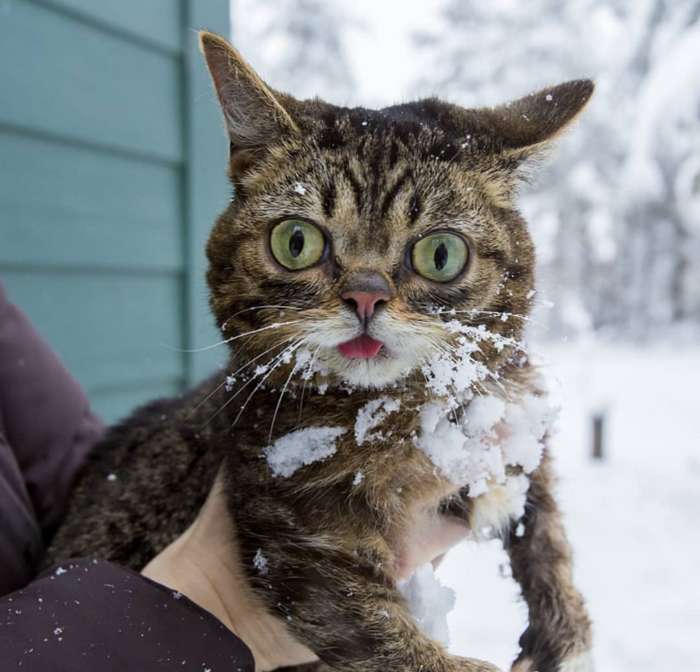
left=200, top=32, right=592, bottom=393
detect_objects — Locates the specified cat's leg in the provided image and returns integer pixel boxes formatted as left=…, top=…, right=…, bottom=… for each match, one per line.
left=504, top=454, right=593, bottom=672
left=245, top=530, right=501, bottom=672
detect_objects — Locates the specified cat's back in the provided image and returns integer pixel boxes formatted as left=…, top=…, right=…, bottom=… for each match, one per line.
left=47, top=376, right=229, bottom=569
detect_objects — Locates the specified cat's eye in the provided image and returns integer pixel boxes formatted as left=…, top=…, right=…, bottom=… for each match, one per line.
left=270, top=219, right=326, bottom=270
left=411, top=232, right=469, bottom=282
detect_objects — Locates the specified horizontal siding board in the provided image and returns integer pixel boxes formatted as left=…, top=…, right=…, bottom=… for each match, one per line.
left=91, top=379, right=183, bottom=424
left=1, top=271, right=184, bottom=394
left=0, top=1, right=183, bottom=162
left=183, top=0, right=232, bottom=382
left=39, top=0, right=182, bottom=54
left=0, top=132, right=182, bottom=271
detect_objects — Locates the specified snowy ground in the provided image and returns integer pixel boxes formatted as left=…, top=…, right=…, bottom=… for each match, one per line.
left=439, top=341, right=700, bottom=671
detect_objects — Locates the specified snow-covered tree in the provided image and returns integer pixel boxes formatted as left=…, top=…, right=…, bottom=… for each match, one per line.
left=414, top=0, right=700, bottom=338
left=231, top=0, right=356, bottom=103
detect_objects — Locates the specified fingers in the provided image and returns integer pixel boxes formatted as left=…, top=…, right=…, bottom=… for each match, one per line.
left=396, top=509, right=470, bottom=580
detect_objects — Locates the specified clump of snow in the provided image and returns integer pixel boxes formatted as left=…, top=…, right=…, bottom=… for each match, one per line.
left=354, top=397, right=401, bottom=445
left=293, top=182, right=307, bottom=195
left=420, top=317, right=524, bottom=398
left=472, top=474, right=531, bottom=540
left=500, top=394, right=557, bottom=473
left=353, top=470, right=364, bottom=485
left=420, top=327, right=486, bottom=397
left=398, top=563, right=456, bottom=646
left=54, top=566, right=67, bottom=576
left=294, top=347, right=330, bottom=384
left=415, top=392, right=557, bottom=496
left=253, top=549, right=269, bottom=575
left=264, top=426, right=347, bottom=477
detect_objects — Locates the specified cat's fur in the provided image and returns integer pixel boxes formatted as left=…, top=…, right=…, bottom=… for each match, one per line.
left=48, top=32, right=593, bottom=672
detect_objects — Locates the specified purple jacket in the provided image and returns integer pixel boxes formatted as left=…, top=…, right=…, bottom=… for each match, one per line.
left=0, top=282, right=253, bottom=671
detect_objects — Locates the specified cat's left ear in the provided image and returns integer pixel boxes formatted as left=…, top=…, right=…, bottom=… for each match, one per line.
left=199, top=31, right=300, bottom=159
left=481, top=79, right=594, bottom=162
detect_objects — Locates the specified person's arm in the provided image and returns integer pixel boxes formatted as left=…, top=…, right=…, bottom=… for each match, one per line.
left=0, top=280, right=473, bottom=670
left=0, top=280, right=103, bottom=594
left=0, top=280, right=255, bottom=670
left=0, top=559, right=254, bottom=672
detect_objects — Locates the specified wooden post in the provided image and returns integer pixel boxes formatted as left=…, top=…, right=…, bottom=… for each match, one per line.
left=591, top=412, right=605, bottom=460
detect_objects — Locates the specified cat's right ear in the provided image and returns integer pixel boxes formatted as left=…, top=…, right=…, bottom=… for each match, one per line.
left=199, top=32, right=299, bottom=158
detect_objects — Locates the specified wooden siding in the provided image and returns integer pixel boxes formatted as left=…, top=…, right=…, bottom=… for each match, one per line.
left=0, top=0, right=230, bottom=422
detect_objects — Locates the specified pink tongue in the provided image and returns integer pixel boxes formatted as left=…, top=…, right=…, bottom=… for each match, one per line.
left=338, top=334, right=384, bottom=359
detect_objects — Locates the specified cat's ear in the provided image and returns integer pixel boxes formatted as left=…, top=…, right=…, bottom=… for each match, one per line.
left=481, top=79, right=594, bottom=161
left=199, top=31, right=299, bottom=154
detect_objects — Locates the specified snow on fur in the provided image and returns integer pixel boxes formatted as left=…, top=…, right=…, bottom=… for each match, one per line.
left=398, top=563, right=456, bottom=647
left=415, top=392, right=556, bottom=496
left=264, top=426, right=347, bottom=477
left=354, top=396, right=401, bottom=445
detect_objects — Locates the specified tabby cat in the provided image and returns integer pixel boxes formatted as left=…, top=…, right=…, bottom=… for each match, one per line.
left=49, top=31, right=594, bottom=672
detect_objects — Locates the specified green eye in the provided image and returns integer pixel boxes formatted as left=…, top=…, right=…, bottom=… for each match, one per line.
left=270, top=219, right=326, bottom=270
left=411, top=232, right=469, bottom=282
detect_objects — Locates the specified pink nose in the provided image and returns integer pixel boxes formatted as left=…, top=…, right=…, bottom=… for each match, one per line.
left=341, top=290, right=390, bottom=322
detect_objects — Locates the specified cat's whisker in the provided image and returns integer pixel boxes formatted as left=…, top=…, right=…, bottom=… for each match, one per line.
left=201, top=337, right=301, bottom=427
left=228, top=337, right=298, bottom=383
left=297, top=344, right=322, bottom=425
left=187, top=320, right=303, bottom=353
left=268, top=343, right=310, bottom=442
left=232, top=339, right=306, bottom=430
left=189, top=336, right=300, bottom=418
left=225, top=304, right=305, bottom=324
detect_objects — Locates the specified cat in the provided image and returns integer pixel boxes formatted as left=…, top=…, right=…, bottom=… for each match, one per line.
left=48, top=31, right=594, bottom=672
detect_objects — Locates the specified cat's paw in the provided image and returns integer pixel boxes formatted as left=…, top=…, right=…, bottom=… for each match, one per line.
left=511, top=658, right=535, bottom=672
left=453, top=656, right=503, bottom=672
left=511, top=650, right=593, bottom=672
left=556, top=651, right=594, bottom=672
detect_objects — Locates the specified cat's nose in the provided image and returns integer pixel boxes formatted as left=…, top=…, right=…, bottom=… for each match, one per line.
left=341, top=290, right=390, bottom=322
left=340, top=272, right=393, bottom=323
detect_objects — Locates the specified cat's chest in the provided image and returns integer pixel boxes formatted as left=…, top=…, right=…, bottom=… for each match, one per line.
left=243, top=384, right=551, bottom=541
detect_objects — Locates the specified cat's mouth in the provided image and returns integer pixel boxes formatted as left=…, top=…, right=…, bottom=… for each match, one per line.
left=337, top=334, right=384, bottom=359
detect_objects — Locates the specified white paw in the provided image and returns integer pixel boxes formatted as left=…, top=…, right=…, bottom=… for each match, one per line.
left=510, top=658, right=534, bottom=672
left=558, top=651, right=594, bottom=672
left=511, top=651, right=593, bottom=672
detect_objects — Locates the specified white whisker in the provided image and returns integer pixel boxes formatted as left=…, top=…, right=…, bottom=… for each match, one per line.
left=232, top=340, right=306, bottom=429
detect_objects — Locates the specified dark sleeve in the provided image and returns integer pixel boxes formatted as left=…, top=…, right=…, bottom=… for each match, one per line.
left=0, top=281, right=104, bottom=541
left=0, top=280, right=105, bottom=594
left=0, top=559, right=255, bottom=672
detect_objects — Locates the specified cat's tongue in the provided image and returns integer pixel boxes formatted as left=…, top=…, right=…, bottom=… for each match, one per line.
left=337, top=334, right=384, bottom=359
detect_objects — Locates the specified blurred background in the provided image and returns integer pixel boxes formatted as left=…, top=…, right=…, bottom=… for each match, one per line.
left=1, top=0, right=698, bottom=669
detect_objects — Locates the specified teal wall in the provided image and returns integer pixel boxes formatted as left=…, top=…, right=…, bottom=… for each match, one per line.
left=0, top=0, right=230, bottom=422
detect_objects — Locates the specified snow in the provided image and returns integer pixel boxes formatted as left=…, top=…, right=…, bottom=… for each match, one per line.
left=293, top=182, right=307, bottom=195
left=264, top=426, right=347, bottom=477
left=354, top=397, right=400, bottom=445
left=437, top=341, right=700, bottom=671
left=398, top=563, right=456, bottom=647
left=253, top=549, right=269, bottom=575
left=414, top=391, right=555, bottom=496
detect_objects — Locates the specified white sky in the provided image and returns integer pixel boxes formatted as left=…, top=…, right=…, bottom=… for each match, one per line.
left=340, top=0, right=442, bottom=106
left=230, top=0, right=442, bottom=108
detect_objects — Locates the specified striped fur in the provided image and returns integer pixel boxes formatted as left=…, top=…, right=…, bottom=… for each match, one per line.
left=49, top=33, right=594, bottom=672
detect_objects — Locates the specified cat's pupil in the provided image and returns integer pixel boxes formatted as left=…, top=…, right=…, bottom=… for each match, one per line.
left=434, top=243, right=448, bottom=271
left=289, top=228, right=305, bottom=258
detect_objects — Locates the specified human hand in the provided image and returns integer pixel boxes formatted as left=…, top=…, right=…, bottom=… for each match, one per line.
left=142, top=470, right=471, bottom=671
